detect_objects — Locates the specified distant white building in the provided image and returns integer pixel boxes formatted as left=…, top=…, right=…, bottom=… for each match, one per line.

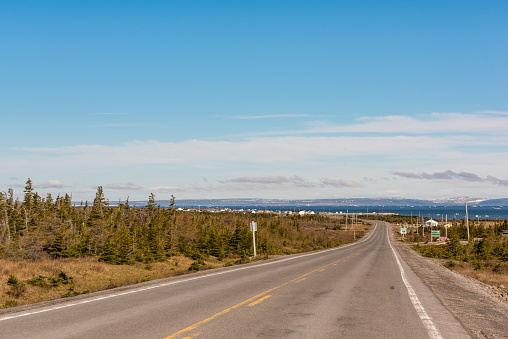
left=297, top=210, right=315, bottom=216
left=423, top=219, right=439, bottom=227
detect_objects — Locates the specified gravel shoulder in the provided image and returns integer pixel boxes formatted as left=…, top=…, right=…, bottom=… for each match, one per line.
left=394, top=240, right=508, bottom=339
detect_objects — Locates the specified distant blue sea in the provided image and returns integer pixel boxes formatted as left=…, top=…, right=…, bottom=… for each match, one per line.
left=179, top=204, right=508, bottom=220
left=325, top=205, right=508, bottom=220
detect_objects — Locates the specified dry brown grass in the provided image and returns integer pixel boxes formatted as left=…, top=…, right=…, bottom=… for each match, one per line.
left=0, top=256, right=234, bottom=309
left=1, top=220, right=374, bottom=309
left=449, top=262, right=508, bottom=288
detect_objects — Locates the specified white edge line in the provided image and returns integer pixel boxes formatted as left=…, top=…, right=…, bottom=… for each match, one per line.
left=386, top=224, right=443, bottom=339
left=1, top=223, right=378, bottom=322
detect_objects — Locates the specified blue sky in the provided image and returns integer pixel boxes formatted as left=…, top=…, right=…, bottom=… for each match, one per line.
left=1, top=0, right=507, bottom=202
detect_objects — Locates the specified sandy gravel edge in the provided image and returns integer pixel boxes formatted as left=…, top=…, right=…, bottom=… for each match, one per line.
left=393, top=239, right=508, bottom=339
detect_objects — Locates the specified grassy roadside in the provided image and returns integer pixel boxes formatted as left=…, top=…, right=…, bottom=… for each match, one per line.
left=390, top=223, right=508, bottom=290
left=0, top=255, right=230, bottom=309
left=1, top=222, right=372, bottom=310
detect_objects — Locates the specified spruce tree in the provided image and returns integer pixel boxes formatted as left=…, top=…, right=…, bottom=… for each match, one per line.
left=23, top=178, right=34, bottom=214
left=48, top=227, right=66, bottom=258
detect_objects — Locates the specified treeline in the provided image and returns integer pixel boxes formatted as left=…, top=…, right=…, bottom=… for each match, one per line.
left=0, top=179, right=343, bottom=265
left=371, top=214, right=508, bottom=265
left=371, top=214, right=508, bottom=240
left=413, top=227, right=508, bottom=264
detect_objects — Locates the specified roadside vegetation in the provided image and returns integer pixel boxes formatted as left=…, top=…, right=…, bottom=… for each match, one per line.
left=411, top=228, right=508, bottom=288
left=374, top=215, right=508, bottom=289
left=0, top=179, right=370, bottom=309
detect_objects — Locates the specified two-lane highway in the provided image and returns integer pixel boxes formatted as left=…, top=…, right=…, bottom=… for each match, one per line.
left=1, top=221, right=471, bottom=338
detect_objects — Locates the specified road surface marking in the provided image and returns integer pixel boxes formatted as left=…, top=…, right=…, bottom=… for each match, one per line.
left=294, top=278, right=307, bottom=284
left=248, top=295, right=272, bottom=306
left=387, top=226, right=443, bottom=339
left=0, top=224, right=378, bottom=323
left=165, top=254, right=354, bottom=338
left=319, top=269, right=326, bottom=272
left=165, top=279, right=292, bottom=339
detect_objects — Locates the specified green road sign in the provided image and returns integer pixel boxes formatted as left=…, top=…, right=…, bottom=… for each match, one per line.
left=431, top=230, right=440, bottom=237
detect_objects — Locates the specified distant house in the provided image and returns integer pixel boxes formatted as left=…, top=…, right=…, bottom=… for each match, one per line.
left=422, top=219, right=439, bottom=227
left=499, top=230, right=508, bottom=236
left=297, top=210, right=315, bottom=216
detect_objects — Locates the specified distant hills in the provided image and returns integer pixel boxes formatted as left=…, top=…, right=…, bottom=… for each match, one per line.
left=130, top=197, right=508, bottom=208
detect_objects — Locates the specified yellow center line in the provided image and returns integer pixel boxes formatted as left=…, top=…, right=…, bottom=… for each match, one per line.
left=165, top=254, right=356, bottom=338
left=165, top=282, right=288, bottom=339
left=248, top=295, right=272, bottom=306
left=294, top=278, right=307, bottom=284
left=319, top=269, right=326, bottom=272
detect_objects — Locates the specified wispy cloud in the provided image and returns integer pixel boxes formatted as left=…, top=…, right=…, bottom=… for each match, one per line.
left=11, top=133, right=507, bottom=172
left=4, top=110, right=508, bottom=199
left=97, top=123, right=148, bottom=127
left=474, top=110, right=508, bottom=115
left=103, top=183, right=143, bottom=190
left=486, top=176, right=508, bottom=186
left=220, top=176, right=290, bottom=184
left=219, top=176, right=362, bottom=188
left=92, top=113, right=130, bottom=115
left=258, top=112, right=508, bottom=136
left=150, top=186, right=186, bottom=193
left=393, top=170, right=508, bottom=186
left=320, top=178, right=362, bottom=188
left=35, top=180, right=67, bottom=189
left=229, top=114, right=313, bottom=120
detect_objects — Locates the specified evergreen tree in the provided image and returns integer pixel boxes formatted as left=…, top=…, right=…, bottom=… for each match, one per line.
left=146, top=193, right=157, bottom=210
left=23, top=178, right=34, bottom=214
left=48, top=227, right=66, bottom=258
left=90, top=186, right=106, bottom=219
left=99, top=236, right=120, bottom=264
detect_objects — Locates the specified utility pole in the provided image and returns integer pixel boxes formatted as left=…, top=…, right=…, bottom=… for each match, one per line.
left=445, top=214, right=448, bottom=239
left=421, top=211, right=425, bottom=237
left=417, top=211, right=420, bottom=235
left=465, top=202, right=470, bottom=242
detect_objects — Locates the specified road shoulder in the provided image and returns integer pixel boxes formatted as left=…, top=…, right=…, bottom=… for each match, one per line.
left=394, top=240, right=508, bottom=339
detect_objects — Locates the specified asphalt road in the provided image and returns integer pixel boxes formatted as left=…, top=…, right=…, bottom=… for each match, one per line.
left=0, top=221, right=472, bottom=339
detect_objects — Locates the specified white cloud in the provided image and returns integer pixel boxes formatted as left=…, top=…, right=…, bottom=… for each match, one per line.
left=393, top=170, right=508, bottom=186
left=320, top=178, right=361, bottom=188
left=229, top=114, right=313, bottom=120
left=260, top=112, right=508, bottom=135
left=150, top=186, right=186, bottom=193
left=97, top=123, right=148, bottom=127
left=217, top=176, right=361, bottom=189
left=92, top=113, right=130, bottom=115
left=35, top=180, right=67, bottom=189
left=103, top=183, right=143, bottom=190
left=474, top=110, right=508, bottom=115
left=220, top=176, right=290, bottom=184
left=7, top=133, right=507, bottom=181
left=3, top=111, right=508, bottom=200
